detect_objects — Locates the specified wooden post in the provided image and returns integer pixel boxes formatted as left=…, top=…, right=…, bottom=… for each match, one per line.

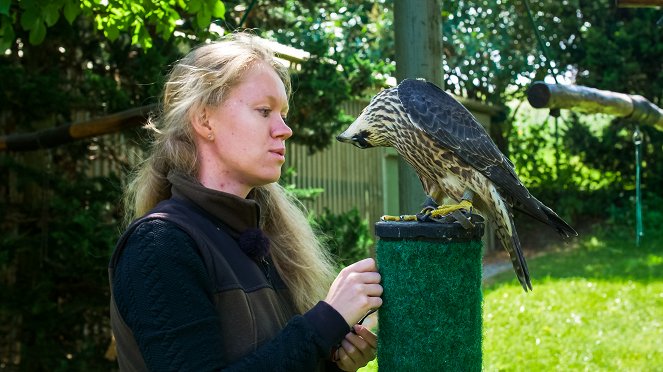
left=393, top=0, right=443, bottom=214
left=527, top=82, right=663, bottom=130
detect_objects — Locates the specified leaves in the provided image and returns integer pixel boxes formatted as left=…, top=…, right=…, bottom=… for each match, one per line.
left=63, top=0, right=80, bottom=24
left=0, top=0, right=10, bottom=16
left=212, top=1, right=225, bottom=18
left=0, top=17, right=14, bottom=50
left=27, top=18, right=43, bottom=44
left=2, top=0, right=227, bottom=48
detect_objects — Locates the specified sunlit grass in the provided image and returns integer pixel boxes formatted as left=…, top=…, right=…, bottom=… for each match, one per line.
left=483, top=230, right=663, bottom=370
left=360, top=225, right=662, bottom=371
left=483, top=279, right=662, bottom=370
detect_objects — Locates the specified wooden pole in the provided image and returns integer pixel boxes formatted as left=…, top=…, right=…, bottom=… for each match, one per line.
left=393, top=0, right=443, bottom=214
left=527, top=82, right=663, bottom=130
left=0, top=104, right=156, bottom=152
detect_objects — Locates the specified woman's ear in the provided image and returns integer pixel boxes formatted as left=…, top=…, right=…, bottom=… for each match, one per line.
left=190, top=106, right=214, bottom=141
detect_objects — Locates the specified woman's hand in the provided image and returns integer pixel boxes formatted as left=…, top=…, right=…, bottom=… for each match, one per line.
left=334, top=324, right=377, bottom=371
left=324, top=258, right=383, bottom=326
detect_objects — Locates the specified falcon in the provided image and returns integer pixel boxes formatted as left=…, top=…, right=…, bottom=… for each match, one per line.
left=336, top=78, right=577, bottom=291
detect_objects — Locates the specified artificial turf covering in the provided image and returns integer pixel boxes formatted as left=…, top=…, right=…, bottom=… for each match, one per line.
left=375, top=221, right=484, bottom=371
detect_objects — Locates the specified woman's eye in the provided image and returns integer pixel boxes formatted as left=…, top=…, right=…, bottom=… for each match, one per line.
left=258, top=108, right=271, bottom=117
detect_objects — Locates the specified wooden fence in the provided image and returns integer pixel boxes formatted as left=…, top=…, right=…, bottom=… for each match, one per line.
left=284, top=100, right=385, bottom=226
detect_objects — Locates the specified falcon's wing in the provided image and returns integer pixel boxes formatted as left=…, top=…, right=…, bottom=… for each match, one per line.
left=397, top=79, right=527, bottom=203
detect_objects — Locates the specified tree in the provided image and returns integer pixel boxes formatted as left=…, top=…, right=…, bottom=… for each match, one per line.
left=0, top=0, right=226, bottom=49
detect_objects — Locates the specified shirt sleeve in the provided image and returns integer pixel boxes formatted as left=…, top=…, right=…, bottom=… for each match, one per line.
left=112, top=219, right=349, bottom=372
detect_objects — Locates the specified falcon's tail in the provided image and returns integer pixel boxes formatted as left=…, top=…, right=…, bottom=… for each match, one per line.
left=495, top=219, right=532, bottom=292
left=538, top=202, right=577, bottom=238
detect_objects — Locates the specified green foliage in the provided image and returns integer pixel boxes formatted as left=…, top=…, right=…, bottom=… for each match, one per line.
left=260, top=0, right=394, bottom=151
left=0, top=0, right=226, bottom=49
left=439, top=1, right=662, bottom=153
left=0, top=149, right=121, bottom=369
left=564, top=116, right=663, bottom=196
left=1, top=11, right=185, bottom=129
left=312, top=208, right=373, bottom=268
left=280, top=166, right=324, bottom=201
left=508, top=105, right=662, bottom=226
left=563, top=5, right=662, bottom=105
left=281, top=167, right=373, bottom=268
left=1, top=0, right=661, bottom=368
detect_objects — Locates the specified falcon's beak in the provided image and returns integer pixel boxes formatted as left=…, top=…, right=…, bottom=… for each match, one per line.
left=336, top=130, right=354, bottom=144
left=336, top=130, right=371, bottom=149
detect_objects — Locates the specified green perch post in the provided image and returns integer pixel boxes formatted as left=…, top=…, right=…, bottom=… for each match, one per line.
left=375, top=217, right=485, bottom=371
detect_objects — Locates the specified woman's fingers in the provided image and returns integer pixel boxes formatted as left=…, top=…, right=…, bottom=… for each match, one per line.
left=335, top=327, right=378, bottom=371
left=347, top=257, right=377, bottom=272
left=325, top=258, right=383, bottom=326
left=352, top=324, right=377, bottom=349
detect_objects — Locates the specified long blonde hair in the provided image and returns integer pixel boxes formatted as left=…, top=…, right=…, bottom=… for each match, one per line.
left=123, top=32, right=335, bottom=313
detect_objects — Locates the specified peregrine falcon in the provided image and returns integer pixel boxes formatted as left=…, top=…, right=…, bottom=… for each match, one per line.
left=336, top=78, right=577, bottom=291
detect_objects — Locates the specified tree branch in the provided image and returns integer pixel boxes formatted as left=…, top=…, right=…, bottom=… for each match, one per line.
left=0, top=105, right=157, bottom=152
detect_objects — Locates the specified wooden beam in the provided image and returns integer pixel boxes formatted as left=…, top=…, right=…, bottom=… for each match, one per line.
left=0, top=104, right=156, bottom=152
left=527, top=82, right=663, bottom=130
left=615, top=0, right=663, bottom=8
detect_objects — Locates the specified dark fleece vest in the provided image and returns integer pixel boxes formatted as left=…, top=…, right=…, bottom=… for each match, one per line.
left=109, top=197, right=298, bottom=370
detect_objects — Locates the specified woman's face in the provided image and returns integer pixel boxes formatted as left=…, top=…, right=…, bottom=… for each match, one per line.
left=197, top=62, right=292, bottom=196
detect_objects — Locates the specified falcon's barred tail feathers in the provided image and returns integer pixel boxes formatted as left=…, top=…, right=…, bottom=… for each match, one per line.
left=497, top=215, right=532, bottom=291
left=337, top=78, right=578, bottom=292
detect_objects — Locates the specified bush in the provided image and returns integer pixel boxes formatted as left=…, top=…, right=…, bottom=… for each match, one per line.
left=0, top=151, right=120, bottom=370
left=312, top=208, right=374, bottom=268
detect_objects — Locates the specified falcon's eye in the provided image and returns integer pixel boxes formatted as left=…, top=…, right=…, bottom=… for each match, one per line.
left=353, top=130, right=373, bottom=148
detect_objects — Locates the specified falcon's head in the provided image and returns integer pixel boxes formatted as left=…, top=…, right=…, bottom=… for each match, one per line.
left=336, top=86, right=405, bottom=149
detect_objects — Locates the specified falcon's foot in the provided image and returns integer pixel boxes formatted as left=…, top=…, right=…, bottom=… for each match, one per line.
left=428, top=199, right=473, bottom=218
left=380, top=199, right=473, bottom=222
left=425, top=199, right=474, bottom=229
left=380, top=198, right=475, bottom=229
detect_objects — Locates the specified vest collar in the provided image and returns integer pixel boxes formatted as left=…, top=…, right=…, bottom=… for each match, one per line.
left=167, top=171, right=260, bottom=238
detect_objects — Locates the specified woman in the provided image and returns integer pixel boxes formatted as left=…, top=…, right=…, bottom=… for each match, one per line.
left=109, top=32, right=382, bottom=371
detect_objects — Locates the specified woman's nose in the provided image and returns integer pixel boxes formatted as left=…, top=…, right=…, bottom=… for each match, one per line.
left=273, top=117, right=293, bottom=140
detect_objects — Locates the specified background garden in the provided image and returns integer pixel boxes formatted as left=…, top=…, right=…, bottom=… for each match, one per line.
left=1, top=0, right=661, bottom=370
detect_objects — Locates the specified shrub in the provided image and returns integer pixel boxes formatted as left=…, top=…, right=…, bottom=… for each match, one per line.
left=312, top=208, right=374, bottom=268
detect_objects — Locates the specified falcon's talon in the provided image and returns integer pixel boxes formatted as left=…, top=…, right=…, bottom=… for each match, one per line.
left=416, top=212, right=432, bottom=222
left=420, top=206, right=436, bottom=214
left=451, top=210, right=474, bottom=229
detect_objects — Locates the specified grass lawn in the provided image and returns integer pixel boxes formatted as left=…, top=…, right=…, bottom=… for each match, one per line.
left=360, top=221, right=663, bottom=371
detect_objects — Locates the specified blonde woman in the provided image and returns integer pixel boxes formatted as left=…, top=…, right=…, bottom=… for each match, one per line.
left=109, top=32, right=382, bottom=371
